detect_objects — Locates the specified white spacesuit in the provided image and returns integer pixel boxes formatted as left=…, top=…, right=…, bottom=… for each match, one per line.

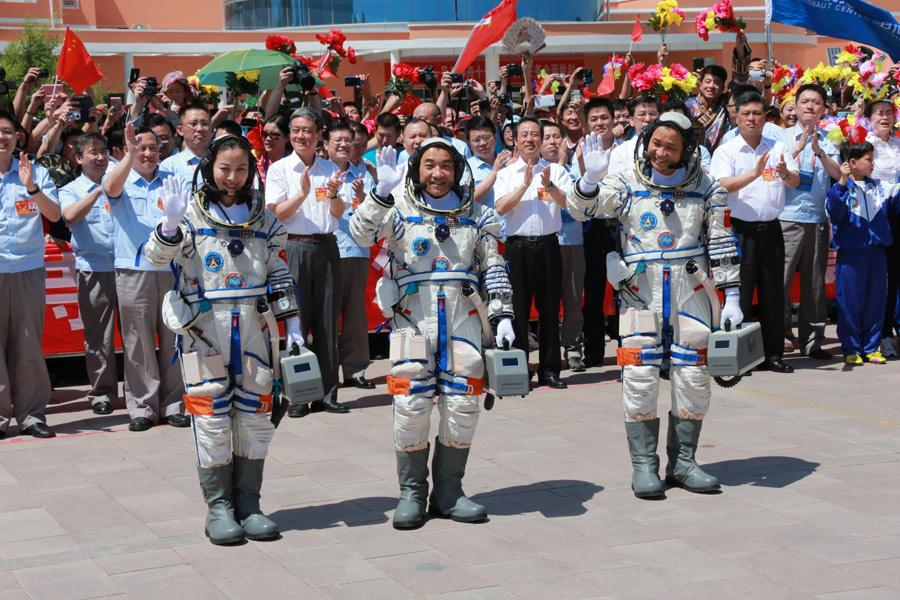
left=350, top=139, right=515, bottom=529
left=145, top=135, right=300, bottom=544
left=567, top=114, right=742, bottom=499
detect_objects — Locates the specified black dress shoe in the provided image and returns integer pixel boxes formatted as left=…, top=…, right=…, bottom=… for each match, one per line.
left=315, top=399, right=350, bottom=414
left=0, top=430, right=6, bottom=440
left=22, top=422, right=56, bottom=438
left=758, top=359, right=794, bottom=373
left=164, top=414, right=191, bottom=428
left=346, top=376, right=375, bottom=390
left=807, top=349, right=832, bottom=360
left=287, top=403, right=309, bottom=418
left=583, top=355, right=605, bottom=368
left=92, top=401, right=113, bottom=415
left=538, top=373, right=568, bottom=389
left=128, top=417, right=153, bottom=432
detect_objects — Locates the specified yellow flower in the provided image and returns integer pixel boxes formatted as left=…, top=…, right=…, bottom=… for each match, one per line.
left=705, top=11, right=716, bottom=29
left=835, top=51, right=858, bottom=66
left=658, top=0, right=678, bottom=11
left=666, top=11, right=683, bottom=26
left=677, top=73, right=698, bottom=93
left=202, top=85, right=219, bottom=93
left=235, top=69, right=260, bottom=82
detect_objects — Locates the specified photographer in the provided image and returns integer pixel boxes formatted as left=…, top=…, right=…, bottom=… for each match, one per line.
left=12, top=67, right=47, bottom=125
left=263, top=66, right=322, bottom=121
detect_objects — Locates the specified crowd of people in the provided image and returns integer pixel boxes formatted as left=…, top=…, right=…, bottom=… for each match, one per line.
left=1, top=31, right=900, bottom=540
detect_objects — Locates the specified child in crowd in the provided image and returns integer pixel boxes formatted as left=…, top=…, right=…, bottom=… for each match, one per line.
left=826, top=139, right=900, bottom=365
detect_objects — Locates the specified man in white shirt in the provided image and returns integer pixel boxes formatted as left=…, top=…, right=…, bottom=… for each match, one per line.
left=711, top=89, right=799, bottom=373
left=496, top=118, right=574, bottom=388
left=266, top=107, right=349, bottom=416
left=160, top=104, right=212, bottom=190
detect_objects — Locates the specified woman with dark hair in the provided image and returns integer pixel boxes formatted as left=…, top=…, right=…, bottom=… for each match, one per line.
left=145, top=134, right=304, bottom=545
left=500, top=121, right=515, bottom=151
left=257, top=114, right=290, bottom=184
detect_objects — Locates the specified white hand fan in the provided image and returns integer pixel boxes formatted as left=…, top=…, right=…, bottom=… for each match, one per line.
left=502, top=17, right=546, bottom=57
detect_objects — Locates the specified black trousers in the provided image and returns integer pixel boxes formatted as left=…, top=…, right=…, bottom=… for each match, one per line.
left=504, top=234, right=562, bottom=377
left=732, top=218, right=786, bottom=361
left=882, top=215, right=900, bottom=338
left=582, top=218, right=618, bottom=361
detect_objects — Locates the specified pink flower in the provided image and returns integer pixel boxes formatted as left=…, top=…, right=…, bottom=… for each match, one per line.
left=696, top=12, right=710, bottom=41
left=669, top=63, right=689, bottom=78
left=646, top=64, right=663, bottom=80
left=628, top=63, right=646, bottom=81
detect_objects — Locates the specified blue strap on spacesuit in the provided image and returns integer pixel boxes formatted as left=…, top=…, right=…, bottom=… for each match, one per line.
left=402, top=216, right=478, bottom=227
left=633, top=191, right=704, bottom=199
left=230, top=310, right=243, bottom=377
left=194, top=228, right=268, bottom=239
left=437, top=292, right=448, bottom=372
left=662, top=267, right=673, bottom=355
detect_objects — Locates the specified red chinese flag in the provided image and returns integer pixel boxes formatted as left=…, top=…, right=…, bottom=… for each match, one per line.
left=596, top=70, right=616, bottom=96
left=452, top=0, right=518, bottom=73
left=631, top=16, right=643, bottom=42
left=56, top=27, right=104, bottom=94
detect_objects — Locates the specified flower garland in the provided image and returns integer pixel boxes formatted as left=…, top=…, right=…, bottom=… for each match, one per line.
left=648, top=0, right=684, bottom=43
left=820, top=114, right=869, bottom=145
left=602, top=55, right=627, bottom=80
left=770, top=63, right=803, bottom=99
left=695, top=0, right=746, bottom=41
left=627, top=62, right=697, bottom=102
left=847, top=53, right=891, bottom=102
left=799, top=62, right=853, bottom=89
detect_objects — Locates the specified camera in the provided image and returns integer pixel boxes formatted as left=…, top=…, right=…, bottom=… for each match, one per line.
left=288, top=61, right=317, bottom=91
left=498, top=93, right=510, bottom=105
left=449, top=73, right=464, bottom=84
left=505, top=64, right=523, bottom=77
left=35, top=68, right=49, bottom=79
left=478, top=98, right=492, bottom=112
left=748, top=70, right=765, bottom=82
left=344, top=76, right=361, bottom=87
left=142, top=76, right=159, bottom=96
left=0, top=68, right=16, bottom=96
left=580, top=68, right=594, bottom=85
left=418, top=65, right=437, bottom=89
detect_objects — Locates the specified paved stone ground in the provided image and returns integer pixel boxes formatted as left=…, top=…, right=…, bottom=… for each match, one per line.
left=1, top=325, right=900, bottom=599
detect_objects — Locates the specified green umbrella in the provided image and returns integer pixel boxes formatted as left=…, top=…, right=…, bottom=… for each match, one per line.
left=195, top=49, right=323, bottom=91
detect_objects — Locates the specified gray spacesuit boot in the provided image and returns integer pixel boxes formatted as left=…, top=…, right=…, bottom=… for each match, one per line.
left=393, top=445, right=430, bottom=530
left=665, top=414, right=720, bottom=493
left=197, top=465, right=245, bottom=545
left=624, top=419, right=665, bottom=499
left=428, top=439, right=487, bottom=523
left=232, top=456, right=280, bottom=540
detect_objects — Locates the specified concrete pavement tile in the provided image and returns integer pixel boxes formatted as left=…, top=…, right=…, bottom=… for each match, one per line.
left=367, top=549, right=493, bottom=596
left=0, top=533, right=81, bottom=560
left=0, top=573, right=20, bottom=592
left=116, top=490, right=206, bottom=523
left=174, top=541, right=287, bottom=580
left=90, top=468, right=176, bottom=498
left=72, top=523, right=158, bottom=548
left=251, top=528, right=335, bottom=553
left=766, top=565, right=876, bottom=595
left=815, top=588, right=900, bottom=599
left=292, top=459, right=382, bottom=487
left=610, top=539, right=751, bottom=583
left=837, top=558, right=900, bottom=590
left=214, top=569, right=324, bottom=599
left=774, top=502, right=900, bottom=539
left=0, top=592, right=34, bottom=600
left=324, top=524, right=432, bottom=559
left=144, top=516, right=206, bottom=538
left=509, top=531, right=641, bottom=574
left=414, top=526, right=529, bottom=566
left=274, top=544, right=387, bottom=587
left=94, top=547, right=187, bottom=575
left=36, top=486, right=138, bottom=533
left=0, top=485, right=39, bottom=513
left=426, top=588, right=520, bottom=599
left=647, top=516, right=770, bottom=557
left=0, top=508, right=66, bottom=544
left=725, top=548, right=827, bottom=575
left=319, top=578, right=421, bottom=600
left=749, top=524, right=900, bottom=565
left=111, top=564, right=225, bottom=600
left=12, top=559, right=122, bottom=600
left=268, top=499, right=389, bottom=530
left=470, top=557, right=608, bottom=599
left=263, top=475, right=341, bottom=508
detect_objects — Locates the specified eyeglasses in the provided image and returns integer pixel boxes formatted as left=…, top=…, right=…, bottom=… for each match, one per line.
left=470, top=135, right=494, bottom=144
left=329, top=138, right=353, bottom=146
left=261, top=130, right=283, bottom=139
left=183, top=121, right=211, bottom=130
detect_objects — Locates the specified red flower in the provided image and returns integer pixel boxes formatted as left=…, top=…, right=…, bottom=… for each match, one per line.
left=392, top=62, right=416, bottom=80
left=627, top=62, right=646, bottom=82
left=266, top=34, right=296, bottom=55
left=329, top=28, right=346, bottom=47
left=315, top=33, right=332, bottom=46
left=347, top=47, right=357, bottom=65
left=334, top=44, right=347, bottom=58
left=843, top=43, right=858, bottom=55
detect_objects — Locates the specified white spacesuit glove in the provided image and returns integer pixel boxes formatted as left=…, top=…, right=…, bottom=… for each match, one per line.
left=160, top=176, right=189, bottom=233
left=720, top=289, right=743, bottom=330
left=285, top=316, right=305, bottom=351
left=605, top=251, right=630, bottom=290
left=581, top=132, right=612, bottom=186
left=496, top=318, right=515, bottom=348
left=375, top=146, right=402, bottom=198
left=374, top=278, right=400, bottom=318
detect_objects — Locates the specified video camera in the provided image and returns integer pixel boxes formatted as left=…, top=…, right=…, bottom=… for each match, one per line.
left=288, top=61, right=317, bottom=91
left=418, top=65, right=438, bottom=89
left=0, top=68, right=17, bottom=96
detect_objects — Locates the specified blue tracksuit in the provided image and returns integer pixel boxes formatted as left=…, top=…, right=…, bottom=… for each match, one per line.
left=826, top=178, right=900, bottom=355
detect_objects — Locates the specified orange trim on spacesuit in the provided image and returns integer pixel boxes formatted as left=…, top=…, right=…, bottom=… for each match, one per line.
left=387, top=376, right=411, bottom=395
left=183, top=395, right=215, bottom=415
left=617, top=347, right=644, bottom=366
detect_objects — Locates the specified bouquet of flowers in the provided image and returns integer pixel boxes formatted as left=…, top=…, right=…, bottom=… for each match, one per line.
left=602, top=55, right=627, bottom=81
left=847, top=52, right=892, bottom=102
left=226, top=70, right=260, bottom=97
left=648, top=0, right=685, bottom=43
left=187, top=75, right=221, bottom=106
left=770, top=63, right=803, bottom=99
left=820, top=115, right=869, bottom=145
left=695, top=0, right=746, bottom=41
left=799, top=62, right=853, bottom=89
left=265, top=34, right=296, bottom=56
left=628, top=62, right=697, bottom=102
left=312, top=28, right=357, bottom=79
left=835, top=44, right=865, bottom=68
left=384, top=62, right=420, bottom=98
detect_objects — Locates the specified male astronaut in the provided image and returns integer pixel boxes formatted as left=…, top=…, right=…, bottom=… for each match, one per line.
left=350, top=138, right=515, bottom=529
left=567, top=113, right=743, bottom=499
left=144, top=135, right=302, bottom=544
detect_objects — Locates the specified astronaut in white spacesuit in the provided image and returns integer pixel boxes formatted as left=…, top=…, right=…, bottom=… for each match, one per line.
left=350, top=138, right=515, bottom=529
left=146, top=135, right=303, bottom=544
left=567, top=113, right=743, bottom=499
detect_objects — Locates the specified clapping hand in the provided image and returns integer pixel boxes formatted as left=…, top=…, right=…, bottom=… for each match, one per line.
left=775, top=154, right=789, bottom=180
left=581, top=132, right=611, bottom=185
left=325, top=170, right=345, bottom=199
left=753, top=150, right=771, bottom=177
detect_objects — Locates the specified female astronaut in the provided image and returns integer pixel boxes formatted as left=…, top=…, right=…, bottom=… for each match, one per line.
left=350, top=139, right=515, bottom=529
left=146, top=135, right=304, bottom=543
left=567, top=114, right=743, bottom=499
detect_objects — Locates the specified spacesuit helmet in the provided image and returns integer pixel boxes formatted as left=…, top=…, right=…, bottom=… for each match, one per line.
left=405, top=137, right=474, bottom=214
left=192, top=134, right=265, bottom=227
left=636, top=112, right=700, bottom=172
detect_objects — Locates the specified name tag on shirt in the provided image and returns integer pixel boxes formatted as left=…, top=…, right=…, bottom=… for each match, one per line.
left=537, top=187, right=551, bottom=200
left=158, top=197, right=165, bottom=211
left=762, top=168, right=778, bottom=181
left=15, top=199, right=37, bottom=215
left=798, top=170, right=813, bottom=192
left=105, top=201, right=111, bottom=213
left=315, top=187, right=328, bottom=201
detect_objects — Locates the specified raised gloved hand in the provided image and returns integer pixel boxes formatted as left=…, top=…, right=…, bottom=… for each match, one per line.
left=160, top=176, right=189, bottom=233
left=605, top=251, right=630, bottom=289
left=375, top=146, right=402, bottom=199
left=285, top=316, right=305, bottom=351
left=374, top=278, right=400, bottom=318
left=581, top=131, right=612, bottom=186
left=496, top=318, right=515, bottom=348
left=720, top=289, right=743, bottom=329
